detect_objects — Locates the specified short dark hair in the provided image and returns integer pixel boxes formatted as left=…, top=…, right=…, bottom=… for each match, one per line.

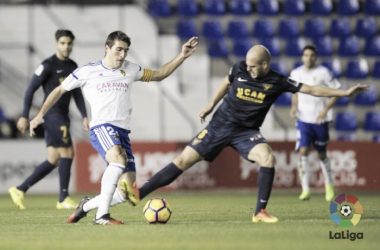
left=105, top=31, right=131, bottom=48
left=303, top=45, right=318, bottom=55
left=55, top=30, right=75, bottom=41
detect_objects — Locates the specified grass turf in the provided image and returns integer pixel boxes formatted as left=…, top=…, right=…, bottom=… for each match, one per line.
left=0, top=190, right=378, bottom=250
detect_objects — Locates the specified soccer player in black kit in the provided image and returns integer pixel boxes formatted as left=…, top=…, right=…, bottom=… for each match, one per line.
left=9, top=30, right=89, bottom=210
left=125, top=46, right=367, bottom=223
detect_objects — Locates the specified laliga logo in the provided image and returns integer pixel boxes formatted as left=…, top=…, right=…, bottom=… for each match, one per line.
left=329, top=194, right=364, bottom=241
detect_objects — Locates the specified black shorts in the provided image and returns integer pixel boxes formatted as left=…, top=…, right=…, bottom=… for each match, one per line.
left=43, top=114, right=72, bottom=148
left=188, top=118, right=267, bottom=162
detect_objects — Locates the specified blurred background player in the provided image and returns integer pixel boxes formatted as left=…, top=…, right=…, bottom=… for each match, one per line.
left=29, top=31, right=198, bottom=225
left=289, top=45, right=341, bottom=202
left=123, top=45, right=367, bottom=223
left=9, top=30, right=89, bottom=210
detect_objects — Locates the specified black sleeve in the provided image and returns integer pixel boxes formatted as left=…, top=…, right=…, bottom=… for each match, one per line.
left=281, top=76, right=303, bottom=93
left=72, top=88, right=87, bottom=118
left=21, top=62, right=51, bottom=119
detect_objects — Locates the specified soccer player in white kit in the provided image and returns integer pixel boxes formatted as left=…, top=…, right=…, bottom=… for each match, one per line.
left=29, top=31, right=198, bottom=225
left=290, top=45, right=341, bottom=202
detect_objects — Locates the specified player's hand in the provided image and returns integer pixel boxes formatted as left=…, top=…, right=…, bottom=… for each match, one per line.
left=345, top=84, right=368, bottom=97
left=181, top=37, right=198, bottom=58
left=29, top=115, right=43, bottom=137
left=198, top=104, right=213, bottom=123
left=82, top=117, right=90, bottom=131
left=16, top=117, right=29, bottom=134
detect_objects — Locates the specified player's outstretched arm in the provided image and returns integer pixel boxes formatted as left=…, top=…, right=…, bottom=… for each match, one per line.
left=29, top=85, right=67, bottom=136
left=299, top=83, right=368, bottom=97
left=150, top=37, right=198, bottom=82
left=199, top=76, right=231, bottom=123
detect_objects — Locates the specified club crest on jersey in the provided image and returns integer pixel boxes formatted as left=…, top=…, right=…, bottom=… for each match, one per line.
left=287, top=78, right=300, bottom=87
left=263, top=84, right=273, bottom=91
left=120, top=70, right=126, bottom=76
left=113, top=136, right=119, bottom=141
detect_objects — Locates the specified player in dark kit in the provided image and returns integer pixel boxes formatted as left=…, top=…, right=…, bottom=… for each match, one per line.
left=126, top=45, right=366, bottom=223
left=9, top=30, right=89, bottom=210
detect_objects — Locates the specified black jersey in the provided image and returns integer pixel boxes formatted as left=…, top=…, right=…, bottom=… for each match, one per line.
left=22, top=54, right=87, bottom=119
left=214, top=61, right=303, bottom=128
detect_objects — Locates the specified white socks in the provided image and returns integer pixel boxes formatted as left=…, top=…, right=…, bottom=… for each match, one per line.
left=298, top=156, right=310, bottom=191
left=320, top=157, right=334, bottom=185
left=83, top=188, right=127, bottom=213
left=95, top=163, right=124, bottom=219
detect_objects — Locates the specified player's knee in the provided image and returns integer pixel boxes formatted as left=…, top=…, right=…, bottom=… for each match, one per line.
left=260, top=153, right=276, bottom=167
left=174, top=154, right=196, bottom=171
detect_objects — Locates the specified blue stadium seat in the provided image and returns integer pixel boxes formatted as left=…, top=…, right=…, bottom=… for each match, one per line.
left=330, top=18, right=351, bottom=38
left=335, top=96, right=350, bottom=107
left=285, top=38, right=306, bottom=57
left=338, top=36, right=360, bottom=57
left=278, top=19, right=300, bottom=39
left=354, top=85, right=378, bottom=106
left=260, top=37, right=281, bottom=57
left=148, top=0, right=172, bottom=17
left=335, top=112, right=358, bottom=141
left=202, top=21, right=224, bottom=41
left=334, top=84, right=349, bottom=107
left=355, top=18, right=377, bottom=38
left=304, top=18, right=326, bottom=38
left=274, top=92, right=292, bottom=106
left=284, top=0, right=305, bottom=16
left=363, top=37, right=380, bottom=56
left=232, top=39, right=253, bottom=57
left=373, top=135, right=380, bottom=142
left=345, top=59, right=369, bottom=79
left=204, top=0, right=226, bottom=16
left=364, top=0, right=380, bottom=15
left=337, top=0, right=359, bottom=15
left=321, top=59, right=342, bottom=78
left=271, top=61, right=288, bottom=75
left=373, top=61, right=380, bottom=78
left=310, top=0, right=333, bottom=16
left=257, top=0, right=279, bottom=16
left=207, top=40, right=229, bottom=58
left=313, top=36, right=333, bottom=57
left=177, top=0, right=199, bottom=17
left=230, top=0, right=252, bottom=16
left=177, top=20, right=198, bottom=40
left=253, top=20, right=275, bottom=38
left=364, top=112, right=380, bottom=132
left=227, top=21, right=249, bottom=40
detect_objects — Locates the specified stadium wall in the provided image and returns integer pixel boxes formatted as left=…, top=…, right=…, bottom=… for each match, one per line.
left=1, top=140, right=378, bottom=194
left=74, top=141, right=379, bottom=193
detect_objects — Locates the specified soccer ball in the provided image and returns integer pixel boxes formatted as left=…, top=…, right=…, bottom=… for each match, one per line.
left=340, top=205, right=352, bottom=217
left=143, top=198, right=172, bottom=224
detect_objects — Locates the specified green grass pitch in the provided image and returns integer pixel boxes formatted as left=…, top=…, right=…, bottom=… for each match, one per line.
left=0, top=190, right=378, bottom=250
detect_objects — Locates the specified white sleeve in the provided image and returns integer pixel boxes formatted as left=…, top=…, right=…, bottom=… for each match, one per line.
left=61, top=73, right=85, bottom=91
left=134, top=64, right=144, bottom=81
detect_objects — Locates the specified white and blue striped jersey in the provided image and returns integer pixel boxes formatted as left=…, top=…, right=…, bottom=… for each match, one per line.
left=290, top=65, right=341, bottom=124
left=61, top=59, right=152, bottom=130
